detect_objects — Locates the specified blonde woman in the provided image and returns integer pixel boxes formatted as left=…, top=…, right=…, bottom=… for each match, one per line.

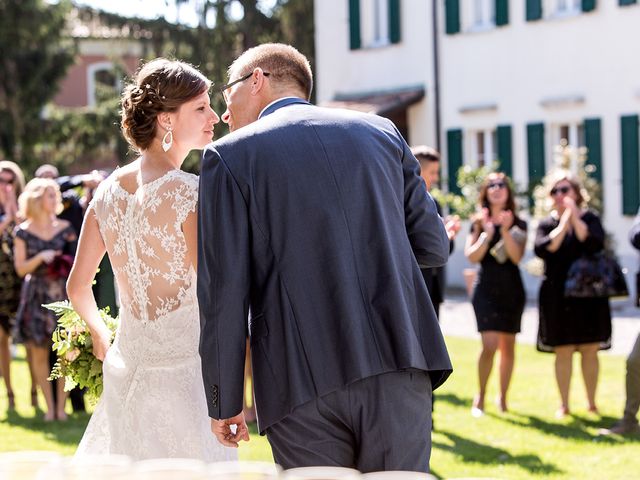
left=14, top=178, right=77, bottom=421
left=535, top=171, right=610, bottom=418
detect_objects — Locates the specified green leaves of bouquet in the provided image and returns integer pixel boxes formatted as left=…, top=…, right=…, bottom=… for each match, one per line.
left=44, top=301, right=119, bottom=404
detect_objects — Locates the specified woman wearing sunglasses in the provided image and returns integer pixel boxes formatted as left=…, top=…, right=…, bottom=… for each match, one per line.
left=535, top=171, right=611, bottom=418
left=465, top=172, right=527, bottom=416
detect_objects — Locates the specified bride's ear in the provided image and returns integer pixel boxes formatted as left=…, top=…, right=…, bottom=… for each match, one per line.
left=157, top=112, right=172, bottom=132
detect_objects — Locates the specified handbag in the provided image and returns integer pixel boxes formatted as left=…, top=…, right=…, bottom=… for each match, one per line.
left=564, top=252, right=629, bottom=298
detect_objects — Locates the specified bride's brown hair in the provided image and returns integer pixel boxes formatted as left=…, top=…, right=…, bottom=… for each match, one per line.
left=120, top=58, right=212, bottom=152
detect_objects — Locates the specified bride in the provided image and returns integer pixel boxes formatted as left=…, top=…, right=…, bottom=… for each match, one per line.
left=67, top=58, right=236, bottom=461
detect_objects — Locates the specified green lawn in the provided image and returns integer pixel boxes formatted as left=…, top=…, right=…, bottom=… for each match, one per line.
left=1, top=337, right=638, bottom=479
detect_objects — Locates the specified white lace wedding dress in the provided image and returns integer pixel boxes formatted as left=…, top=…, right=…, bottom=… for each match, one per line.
left=75, top=169, right=236, bottom=461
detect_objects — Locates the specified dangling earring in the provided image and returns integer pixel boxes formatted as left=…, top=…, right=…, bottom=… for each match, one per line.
left=162, top=128, right=173, bottom=152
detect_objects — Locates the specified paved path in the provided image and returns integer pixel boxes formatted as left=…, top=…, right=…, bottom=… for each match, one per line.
left=439, top=290, right=640, bottom=356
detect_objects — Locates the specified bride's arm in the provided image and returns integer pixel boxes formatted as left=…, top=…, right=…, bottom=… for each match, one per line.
left=67, top=208, right=111, bottom=361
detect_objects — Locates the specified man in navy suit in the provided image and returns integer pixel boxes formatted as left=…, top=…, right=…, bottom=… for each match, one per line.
left=197, top=43, right=452, bottom=473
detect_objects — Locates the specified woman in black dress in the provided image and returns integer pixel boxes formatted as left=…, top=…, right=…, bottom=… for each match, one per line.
left=14, top=178, right=77, bottom=421
left=0, top=161, right=24, bottom=411
left=465, top=173, right=527, bottom=416
left=535, top=171, right=610, bottom=418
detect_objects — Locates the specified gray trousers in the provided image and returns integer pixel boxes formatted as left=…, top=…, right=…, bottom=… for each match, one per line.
left=623, top=333, right=640, bottom=426
left=266, top=370, right=432, bottom=473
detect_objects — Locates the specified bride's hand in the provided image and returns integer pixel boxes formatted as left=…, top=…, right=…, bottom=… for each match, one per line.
left=91, top=326, right=112, bottom=361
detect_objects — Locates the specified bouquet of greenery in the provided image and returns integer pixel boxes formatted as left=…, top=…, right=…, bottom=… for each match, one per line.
left=44, top=301, right=119, bottom=404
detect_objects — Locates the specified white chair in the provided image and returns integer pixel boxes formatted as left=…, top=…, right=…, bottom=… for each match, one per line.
left=0, top=451, right=61, bottom=480
left=207, top=460, right=282, bottom=479
left=282, top=466, right=362, bottom=479
left=361, top=472, right=437, bottom=480
left=51, top=454, right=132, bottom=480
left=130, top=458, right=208, bottom=480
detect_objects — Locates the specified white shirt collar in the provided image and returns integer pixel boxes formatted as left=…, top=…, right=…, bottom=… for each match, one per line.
left=259, top=97, right=302, bottom=119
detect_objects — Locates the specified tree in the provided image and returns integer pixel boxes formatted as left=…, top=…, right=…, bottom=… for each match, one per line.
left=0, top=0, right=76, bottom=174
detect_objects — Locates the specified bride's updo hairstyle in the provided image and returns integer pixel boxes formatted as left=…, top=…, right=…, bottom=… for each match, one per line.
left=121, top=58, right=212, bottom=152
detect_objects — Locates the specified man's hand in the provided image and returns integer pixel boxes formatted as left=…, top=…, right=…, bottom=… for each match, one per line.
left=211, top=412, right=250, bottom=447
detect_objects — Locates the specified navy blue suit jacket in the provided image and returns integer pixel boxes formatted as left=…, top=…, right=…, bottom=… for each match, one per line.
left=198, top=98, right=452, bottom=432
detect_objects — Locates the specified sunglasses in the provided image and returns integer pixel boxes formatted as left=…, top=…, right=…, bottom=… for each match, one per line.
left=550, top=185, right=571, bottom=196
left=487, top=181, right=506, bottom=191
left=219, top=71, right=271, bottom=93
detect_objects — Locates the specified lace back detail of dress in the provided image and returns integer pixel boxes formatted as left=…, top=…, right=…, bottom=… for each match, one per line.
left=90, top=170, right=198, bottom=323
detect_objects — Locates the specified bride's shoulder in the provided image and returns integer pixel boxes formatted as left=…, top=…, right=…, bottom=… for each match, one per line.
left=174, top=170, right=199, bottom=191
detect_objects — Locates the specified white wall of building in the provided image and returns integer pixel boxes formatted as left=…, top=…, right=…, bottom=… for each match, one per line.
left=314, top=1, right=432, bottom=101
left=440, top=1, right=640, bottom=294
left=314, top=0, right=439, bottom=156
left=315, top=1, right=640, bottom=295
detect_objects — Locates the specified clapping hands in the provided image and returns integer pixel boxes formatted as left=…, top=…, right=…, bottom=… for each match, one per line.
left=497, top=210, right=514, bottom=234
left=479, top=208, right=496, bottom=239
left=0, top=182, right=18, bottom=221
left=444, top=214, right=461, bottom=241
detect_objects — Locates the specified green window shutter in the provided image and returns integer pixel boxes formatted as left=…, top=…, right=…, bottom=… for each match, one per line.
left=389, top=0, right=401, bottom=43
left=447, top=129, right=463, bottom=194
left=527, top=123, right=546, bottom=202
left=497, top=125, right=513, bottom=177
left=582, top=0, right=597, bottom=12
left=584, top=118, right=602, bottom=183
left=349, top=0, right=361, bottom=50
left=445, top=0, right=460, bottom=35
left=621, top=114, right=640, bottom=215
left=526, top=0, right=543, bottom=21
left=496, top=0, right=509, bottom=26
left=619, top=0, right=637, bottom=6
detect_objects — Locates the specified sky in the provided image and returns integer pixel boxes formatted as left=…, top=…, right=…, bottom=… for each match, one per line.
left=67, top=0, right=277, bottom=27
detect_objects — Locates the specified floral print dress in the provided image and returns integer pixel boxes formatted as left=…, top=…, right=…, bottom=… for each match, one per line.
left=14, top=224, right=76, bottom=346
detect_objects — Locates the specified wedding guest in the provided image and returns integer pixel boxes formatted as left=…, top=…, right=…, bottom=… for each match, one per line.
left=0, top=161, right=25, bottom=411
left=411, top=145, right=460, bottom=318
left=34, top=165, right=107, bottom=413
left=34, top=164, right=102, bottom=235
left=465, top=172, right=527, bottom=416
left=599, top=213, right=640, bottom=435
left=14, top=178, right=77, bottom=421
left=535, top=170, right=610, bottom=418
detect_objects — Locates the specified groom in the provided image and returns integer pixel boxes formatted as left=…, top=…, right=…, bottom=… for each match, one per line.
left=198, top=43, right=452, bottom=473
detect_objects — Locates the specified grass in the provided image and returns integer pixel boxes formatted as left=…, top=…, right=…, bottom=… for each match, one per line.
left=0, top=337, right=638, bottom=479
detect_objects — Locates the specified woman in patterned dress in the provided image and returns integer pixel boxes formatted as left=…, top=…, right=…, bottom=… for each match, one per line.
left=14, top=178, right=77, bottom=421
left=0, top=160, right=25, bottom=411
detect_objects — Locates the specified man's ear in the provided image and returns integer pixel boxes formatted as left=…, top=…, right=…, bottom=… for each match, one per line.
left=250, top=67, right=267, bottom=96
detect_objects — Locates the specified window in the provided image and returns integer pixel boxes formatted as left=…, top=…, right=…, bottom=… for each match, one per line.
left=472, top=129, right=497, bottom=167
left=472, top=0, right=495, bottom=28
left=87, top=61, right=119, bottom=107
left=553, top=0, right=581, bottom=16
left=361, top=0, right=390, bottom=47
left=554, top=122, right=585, bottom=149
